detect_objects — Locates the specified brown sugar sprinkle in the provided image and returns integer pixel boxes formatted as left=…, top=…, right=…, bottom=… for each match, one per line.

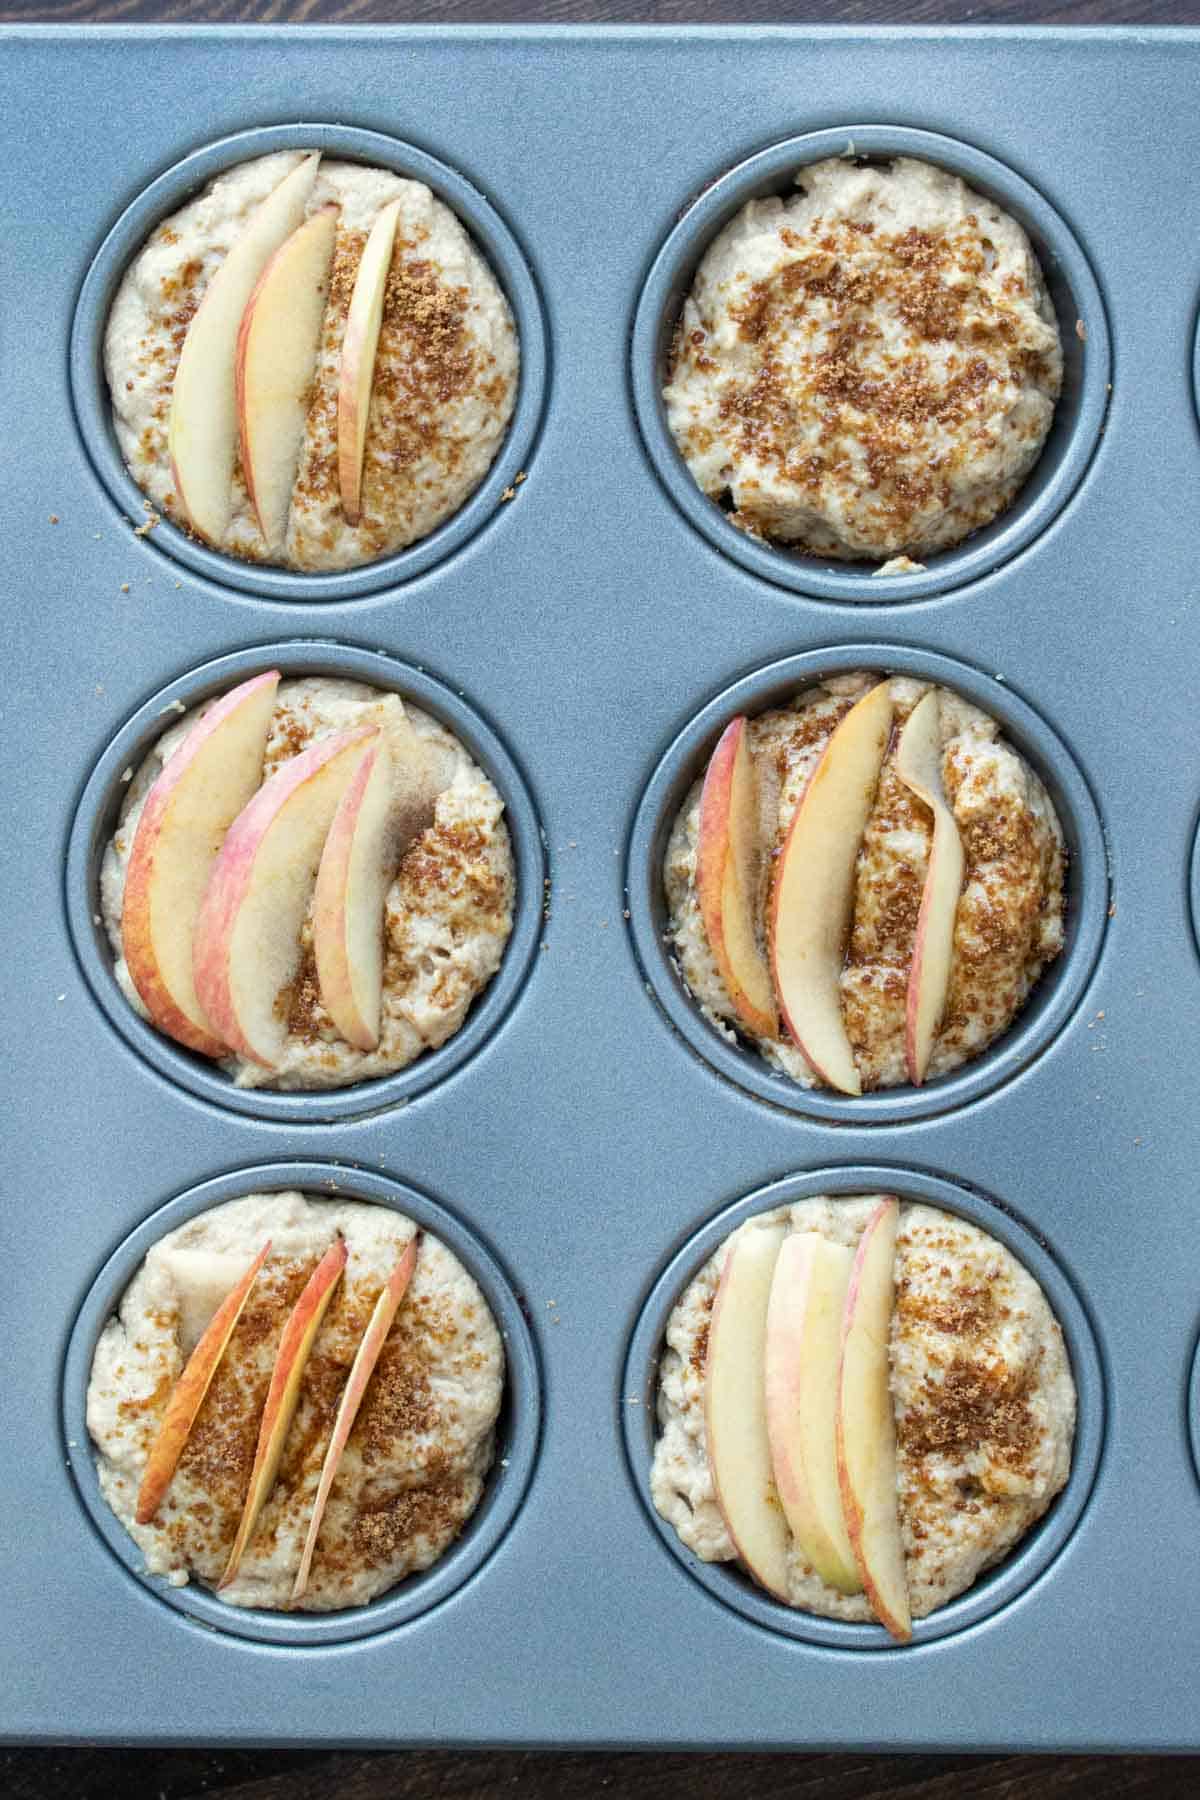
left=895, top=1272, right=995, bottom=1339
left=899, top=1356, right=1038, bottom=1472
left=352, top=1475, right=471, bottom=1567
left=283, top=946, right=324, bottom=1044
left=678, top=202, right=1059, bottom=554
left=733, top=685, right=1064, bottom=1087
left=175, top=1259, right=318, bottom=1529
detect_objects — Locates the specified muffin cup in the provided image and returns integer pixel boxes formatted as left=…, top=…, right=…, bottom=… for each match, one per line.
left=621, top=1164, right=1105, bottom=1652
left=65, top=640, right=545, bottom=1123
left=625, top=644, right=1109, bottom=1124
left=70, top=121, right=548, bottom=603
left=63, top=1161, right=543, bottom=1648
left=631, top=124, right=1111, bottom=604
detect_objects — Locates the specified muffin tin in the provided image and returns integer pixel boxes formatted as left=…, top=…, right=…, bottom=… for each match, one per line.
left=5, top=21, right=1200, bottom=1753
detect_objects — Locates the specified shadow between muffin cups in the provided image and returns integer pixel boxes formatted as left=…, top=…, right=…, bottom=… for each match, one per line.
left=64, top=641, right=545, bottom=1124
left=625, top=644, right=1109, bottom=1125
left=69, top=121, right=548, bottom=604
left=630, top=124, right=1111, bottom=604
left=62, top=1161, right=543, bottom=1648
left=621, top=1164, right=1105, bottom=1652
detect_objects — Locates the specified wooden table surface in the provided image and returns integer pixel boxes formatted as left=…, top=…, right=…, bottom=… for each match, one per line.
left=5, top=0, right=1198, bottom=1791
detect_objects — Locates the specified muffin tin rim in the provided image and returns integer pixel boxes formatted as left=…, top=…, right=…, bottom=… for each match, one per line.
left=629, top=120, right=1112, bottom=606
left=619, top=1161, right=1107, bottom=1653
left=624, top=641, right=1110, bottom=1124
left=63, top=639, right=546, bottom=1124
left=61, top=1158, right=544, bottom=1649
left=68, top=119, right=550, bottom=605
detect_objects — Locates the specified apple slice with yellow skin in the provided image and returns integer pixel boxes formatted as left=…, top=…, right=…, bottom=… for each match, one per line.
left=893, top=692, right=965, bottom=1086
left=135, top=1239, right=271, bottom=1525
left=121, top=670, right=281, bottom=1057
left=835, top=1197, right=911, bottom=1642
left=168, top=153, right=320, bottom=544
left=696, top=717, right=779, bottom=1040
left=193, top=726, right=377, bottom=1067
left=764, top=1233, right=861, bottom=1595
left=769, top=682, right=894, bottom=1095
left=704, top=1220, right=791, bottom=1601
left=338, top=196, right=402, bottom=525
left=291, top=1233, right=420, bottom=1604
left=236, top=204, right=339, bottom=552
left=220, top=1237, right=347, bottom=1590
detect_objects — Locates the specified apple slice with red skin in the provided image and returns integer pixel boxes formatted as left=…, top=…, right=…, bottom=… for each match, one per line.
left=311, top=734, right=396, bottom=1050
left=704, top=1220, right=791, bottom=1601
left=893, top=691, right=965, bottom=1086
left=696, top=716, right=778, bottom=1040
left=835, top=1196, right=912, bottom=1643
left=220, top=1237, right=347, bottom=1590
left=769, top=682, right=894, bottom=1095
left=135, top=1239, right=272, bottom=1525
left=338, top=196, right=402, bottom=525
left=311, top=720, right=449, bottom=1051
left=236, top=204, right=339, bottom=552
left=121, top=670, right=281, bottom=1057
left=192, top=726, right=377, bottom=1067
left=169, top=153, right=320, bottom=544
left=764, top=1232, right=861, bottom=1594
left=291, top=1233, right=420, bottom=1604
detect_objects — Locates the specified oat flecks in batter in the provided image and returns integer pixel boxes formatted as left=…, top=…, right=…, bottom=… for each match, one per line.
left=105, top=152, right=518, bottom=573
left=100, top=677, right=514, bottom=1092
left=650, top=1196, right=1075, bottom=1624
left=87, top=1191, right=504, bottom=1613
left=664, top=672, right=1065, bottom=1091
left=666, top=157, right=1062, bottom=564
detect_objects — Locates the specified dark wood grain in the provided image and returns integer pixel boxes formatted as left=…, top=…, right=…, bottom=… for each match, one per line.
left=6, top=1, right=1200, bottom=27
left=5, top=1749, right=1200, bottom=1799
left=5, top=1, right=1198, bottom=1792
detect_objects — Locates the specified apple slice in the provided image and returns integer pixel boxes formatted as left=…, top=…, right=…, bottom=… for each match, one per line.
left=236, top=204, right=339, bottom=551
left=696, top=717, right=779, bottom=1040
left=338, top=196, right=402, bottom=524
left=168, top=152, right=320, bottom=544
left=764, top=1233, right=861, bottom=1595
left=135, top=1239, right=271, bottom=1525
left=220, top=1236, right=347, bottom=1589
left=704, top=1220, right=790, bottom=1601
left=311, top=719, right=448, bottom=1050
left=121, top=670, right=281, bottom=1057
left=192, top=726, right=377, bottom=1067
left=291, top=1233, right=420, bottom=1604
left=893, top=692, right=965, bottom=1086
left=769, top=682, right=894, bottom=1095
left=836, top=1197, right=911, bottom=1643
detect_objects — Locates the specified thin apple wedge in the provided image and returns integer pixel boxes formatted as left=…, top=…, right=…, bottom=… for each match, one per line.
left=236, top=204, right=339, bottom=552
left=893, top=692, right=965, bottom=1086
left=311, top=718, right=447, bottom=1051
left=764, top=1233, right=861, bottom=1594
left=338, top=196, right=402, bottom=524
left=836, top=1197, right=911, bottom=1643
left=192, top=726, right=377, bottom=1067
left=291, top=1233, right=420, bottom=1604
left=220, top=1237, right=347, bottom=1590
left=696, top=717, right=778, bottom=1040
left=135, top=1238, right=271, bottom=1525
left=769, top=682, right=894, bottom=1094
left=121, top=670, right=281, bottom=1057
left=704, top=1220, right=791, bottom=1601
left=168, top=152, right=320, bottom=544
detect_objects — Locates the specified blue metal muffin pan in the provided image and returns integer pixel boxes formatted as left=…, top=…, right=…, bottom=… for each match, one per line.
left=3, top=20, right=1199, bottom=1753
